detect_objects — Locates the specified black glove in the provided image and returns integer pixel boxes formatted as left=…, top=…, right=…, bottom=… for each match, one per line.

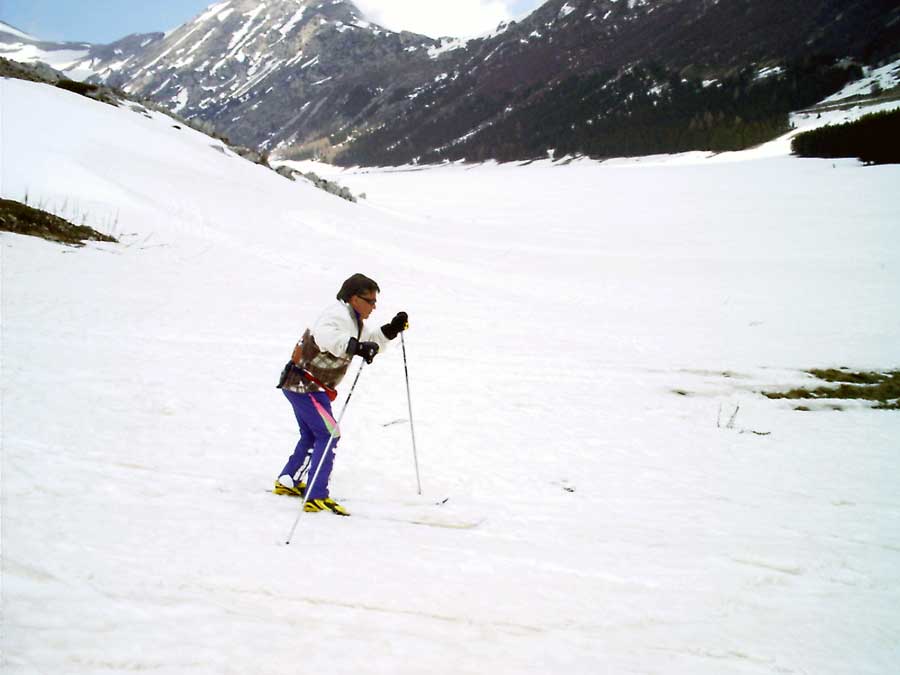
left=276, top=361, right=293, bottom=389
left=348, top=337, right=379, bottom=364
left=381, top=311, right=409, bottom=340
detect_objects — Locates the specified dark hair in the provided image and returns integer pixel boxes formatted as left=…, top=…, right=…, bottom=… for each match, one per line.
left=336, top=273, right=380, bottom=302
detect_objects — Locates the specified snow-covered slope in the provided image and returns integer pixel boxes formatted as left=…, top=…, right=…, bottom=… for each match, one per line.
left=2, top=76, right=899, bottom=674
left=821, top=57, right=900, bottom=104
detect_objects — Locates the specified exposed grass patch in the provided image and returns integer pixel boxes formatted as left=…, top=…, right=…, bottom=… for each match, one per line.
left=55, top=79, right=101, bottom=96
left=0, top=56, right=61, bottom=83
left=274, top=166, right=357, bottom=202
left=764, top=369, right=900, bottom=410
left=2, top=56, right=122, bottom=106
left=54, top=78, right=122, bottom=107
left=0, top=199, right=117, bottom=247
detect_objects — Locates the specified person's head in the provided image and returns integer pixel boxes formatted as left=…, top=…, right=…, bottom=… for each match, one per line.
left=337, top=273, right=380, bottom=319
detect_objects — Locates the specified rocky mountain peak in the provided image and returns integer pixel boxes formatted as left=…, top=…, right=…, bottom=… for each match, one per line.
left=121, top=0, right=365, bottom=89
left=86, top=0, right=441, bottom=155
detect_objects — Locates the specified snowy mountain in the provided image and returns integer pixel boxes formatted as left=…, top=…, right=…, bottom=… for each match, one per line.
left=0, top=20, right=161, bottom=81
left=336, top=0, right=900, bottom=164
left=0, top=20, right=93, bottom=79
left=3, top=70, right=900, bottom=674
left=89, top=0, right=445, bottom=154
left=3, top=0, right=899, bottom=164
left=80, top=31, right=166, bottom=79
left=0, top=20, right=36, bottom=41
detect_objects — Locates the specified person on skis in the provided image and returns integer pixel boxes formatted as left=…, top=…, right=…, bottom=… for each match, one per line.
left=274, top=273, right=408, bottom=516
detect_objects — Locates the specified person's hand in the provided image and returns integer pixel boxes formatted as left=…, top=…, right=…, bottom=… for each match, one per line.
left=381, top=311, right=409, bottom=340
left=349, top=337, right=379, bottom=364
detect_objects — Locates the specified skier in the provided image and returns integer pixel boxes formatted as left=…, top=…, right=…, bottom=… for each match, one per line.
left=274, top=273, right=408, bottom=516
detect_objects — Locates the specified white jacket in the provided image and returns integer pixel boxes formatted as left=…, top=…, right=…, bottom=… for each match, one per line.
left=281, top=301, right=392, bottom=394
left=312, top=300, right=392, bottom=359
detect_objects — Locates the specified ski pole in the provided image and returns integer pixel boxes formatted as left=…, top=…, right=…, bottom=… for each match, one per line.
left=285, top=360, right=365, bottom=545
left=401, top=332, right=422, bottom=495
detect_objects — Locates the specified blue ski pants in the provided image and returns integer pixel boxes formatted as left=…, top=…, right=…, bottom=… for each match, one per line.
left=279, top=390, right=340, bottom=500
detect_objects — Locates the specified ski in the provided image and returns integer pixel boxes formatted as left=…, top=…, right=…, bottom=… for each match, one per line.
left=269, top=488, right=303, bottom=497
left=270, top=490, right=479, bottom=528
left=344, top=496, right=481, bottom=529
left=354, top=513, right=483, bottom=530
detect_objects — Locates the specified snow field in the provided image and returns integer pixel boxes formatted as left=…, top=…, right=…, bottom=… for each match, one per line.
left=2, top=77, right=900, bottom=674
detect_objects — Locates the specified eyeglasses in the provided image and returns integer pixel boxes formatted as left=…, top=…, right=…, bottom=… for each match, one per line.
left=356, top=295, right=377, bottom=305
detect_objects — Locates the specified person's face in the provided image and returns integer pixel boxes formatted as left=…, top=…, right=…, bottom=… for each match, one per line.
left=350, top=290, right=378, bottom=319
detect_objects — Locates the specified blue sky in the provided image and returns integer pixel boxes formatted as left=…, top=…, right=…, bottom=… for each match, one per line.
left=0, top=0, right=545, bottom=44
left=0, top=0, right=211, bottom=43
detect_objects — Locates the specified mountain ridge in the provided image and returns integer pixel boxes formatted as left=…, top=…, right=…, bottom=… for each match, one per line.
left=3, top=0, right=899, bottom=165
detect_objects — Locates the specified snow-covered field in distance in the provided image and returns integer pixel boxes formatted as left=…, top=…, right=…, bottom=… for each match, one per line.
left=2, top=76, right=899, bottom=674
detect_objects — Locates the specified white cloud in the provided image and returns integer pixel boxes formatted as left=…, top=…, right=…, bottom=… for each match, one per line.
left=353, top=0, right=515, bottom=39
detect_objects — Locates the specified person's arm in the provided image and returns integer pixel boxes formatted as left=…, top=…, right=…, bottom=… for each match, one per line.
left=364, top=311, right=408, bottom=348
left=312, top=304, right=356, bottom=357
